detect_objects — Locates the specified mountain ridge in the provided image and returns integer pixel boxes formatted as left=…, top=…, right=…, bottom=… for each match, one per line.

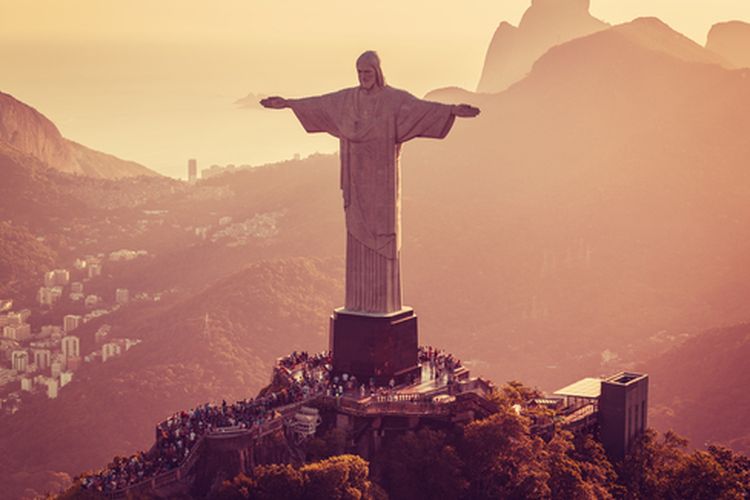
left=0, top=91, right=159, bottom=179
left=477, top=0, right=608, bottom=92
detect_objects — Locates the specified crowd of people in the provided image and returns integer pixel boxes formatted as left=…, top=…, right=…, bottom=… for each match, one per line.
left=77, top=347, right=463, bottom=493
left=79, top=350, right=332, bottom=493
left=419, top=346, right=462, bottom=383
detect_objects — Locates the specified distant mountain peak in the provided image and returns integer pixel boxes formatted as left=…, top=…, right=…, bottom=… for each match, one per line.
left=477, top=0, right=608, bottom=93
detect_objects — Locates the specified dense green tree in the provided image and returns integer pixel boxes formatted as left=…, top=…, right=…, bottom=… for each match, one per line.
left=304, top=428, right=348, bottom=462
left=666, top=449, right=746, bottom=500
left=250, top=464, right=304, bottom=500
left=497, top=380, right=544, bottom=406
left=707, top=445, right=750, bottom=489
left=211, top=466, right=303, bottom=500
left=300, top=454, right=375, bottom=500
left=212, top=473, right=254, bottom=500
left=460, top=405, right=550, bottom=499
left=618, top=430, right=750, bottom=499
left=618, top=429, right=687, bottom=499
left=379, top=428, right=467, bottom=500
left=547, top=431, right=602, bottom=499
left=571, top=434, right=621, bottom=498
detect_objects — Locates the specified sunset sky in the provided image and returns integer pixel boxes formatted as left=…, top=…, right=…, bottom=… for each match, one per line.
left=2, top=0, right=749, bottom=178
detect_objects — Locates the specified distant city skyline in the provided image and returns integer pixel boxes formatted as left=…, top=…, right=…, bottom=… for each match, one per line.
left=2, top=0, right=748, bottom=178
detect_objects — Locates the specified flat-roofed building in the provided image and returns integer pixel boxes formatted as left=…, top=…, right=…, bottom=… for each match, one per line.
left=46, top=377, right=59, bottom=399
left=11, top=350, right=28, bottom=372
left=63, top=315, right=81, bottom=333
left=50, top=358, right=64, bottom=378
left=3, top=323, right=31, bottom=341
left=21, top=377, right=33, bottom=391
left=33, top=349, right=52, bottom=370
left=102, top=342, right=122, bottom=362
left=551, top=371, right=649, bottom=461
left=61, top=335, right=80, bottom=361
left=553, top=376, right=602, bottom=410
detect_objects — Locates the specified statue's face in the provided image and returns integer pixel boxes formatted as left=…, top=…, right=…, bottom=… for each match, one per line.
left=357, top=62, right=377, bottom=90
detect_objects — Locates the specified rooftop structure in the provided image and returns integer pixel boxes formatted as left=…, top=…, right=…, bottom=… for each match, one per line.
left=599, top=372, right=649, bottom=461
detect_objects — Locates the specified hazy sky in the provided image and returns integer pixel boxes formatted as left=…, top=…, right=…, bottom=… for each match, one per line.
left=2, top=0, right=749, bottom=178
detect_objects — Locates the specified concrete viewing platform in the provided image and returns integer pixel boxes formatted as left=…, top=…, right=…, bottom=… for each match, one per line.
left=85, top=348, right=494, bottom=498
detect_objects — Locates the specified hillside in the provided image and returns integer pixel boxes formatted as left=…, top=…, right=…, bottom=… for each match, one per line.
left=0, top=92, right=158, bottom=179
left=0, top=257, right=342, bottom=499
left=403, top=16, right=750, bottom=387
left=645, top=323, right=750, bottom=455
left=0, top=221, right=57, bottom=299
left=477, top=0, right=608, bottom=92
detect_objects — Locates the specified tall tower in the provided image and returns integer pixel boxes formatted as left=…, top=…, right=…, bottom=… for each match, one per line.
left=599, top=372, right=649, bottom=461
left=188, top=158, right=197, bottom=183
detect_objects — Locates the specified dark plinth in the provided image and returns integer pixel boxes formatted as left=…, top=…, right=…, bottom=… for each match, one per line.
left=329, top=307, right=420, bottom=385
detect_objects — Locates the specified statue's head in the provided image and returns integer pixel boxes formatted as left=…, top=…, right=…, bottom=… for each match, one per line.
left=356, top=51, right=385, bottom=91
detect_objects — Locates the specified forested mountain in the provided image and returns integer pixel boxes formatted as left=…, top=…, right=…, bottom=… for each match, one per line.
left=0, top=258, right=342, bottom=499
left=646, top=323, right=750, bottom=455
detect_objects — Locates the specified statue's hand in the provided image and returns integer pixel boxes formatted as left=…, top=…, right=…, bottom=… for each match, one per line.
left=260, top=96, right=289, bottom=109
left=452, top=104, right=480, bottom=118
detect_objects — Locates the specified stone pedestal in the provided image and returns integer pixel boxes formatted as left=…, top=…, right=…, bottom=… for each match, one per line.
left=329, top=307, right=420, bottom=385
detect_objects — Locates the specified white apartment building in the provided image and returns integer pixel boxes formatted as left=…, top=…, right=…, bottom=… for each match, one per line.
left=61, top=335, right=80, bottom=360
left=102, top=342, right=122, bottom=362
left=11, top=350, right=28, bottom=372
left=63, top=315, right=81, bottom=333
left=33, top=349, right=52, bottom=370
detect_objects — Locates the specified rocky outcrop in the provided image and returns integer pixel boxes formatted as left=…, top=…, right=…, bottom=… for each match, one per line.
left=477, top=0, right=608, bottom=92
left=0, top=92, right=79, bottom=174
left=707, top=21, right=750, bottom=68
left=611, top=17, right=729, bottom=67
left=0, top=91, right=158, bottom=179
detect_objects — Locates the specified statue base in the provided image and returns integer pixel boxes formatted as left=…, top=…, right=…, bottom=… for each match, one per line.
left=329, top=307, right=420, bottom=386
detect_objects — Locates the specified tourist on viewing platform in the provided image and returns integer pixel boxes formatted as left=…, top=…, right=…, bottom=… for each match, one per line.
left=80, top=346, right=462, bottom=494
left=80, top=350, right=333, bottom=493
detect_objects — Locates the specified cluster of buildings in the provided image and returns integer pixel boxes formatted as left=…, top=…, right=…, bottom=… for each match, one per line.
left=37, top=259, right=102, bottom=307
left=199, top=162, right=252, bottom=180
left=209, top=212, right=283, bottom=246
left=0, top=314, right=141, bottom=414
left=0, top=254, right=148, bottom=414
left=1, top=310, right=81, bottom=411
left=188, top=212, right=285, bottom=246
left=109, top=249, right=148, bottom=262
left=37, top=254, right=140, bottom=309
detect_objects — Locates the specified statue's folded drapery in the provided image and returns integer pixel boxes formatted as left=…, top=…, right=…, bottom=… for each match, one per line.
left=290, top=86, right=455, bottom=314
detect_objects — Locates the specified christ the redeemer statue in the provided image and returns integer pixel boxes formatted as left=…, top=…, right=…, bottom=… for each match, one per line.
left=261, top=51, right=479, bottom=315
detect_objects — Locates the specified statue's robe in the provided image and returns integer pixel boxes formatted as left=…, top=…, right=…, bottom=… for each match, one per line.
left=290, top=86, right=455, bottom=313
